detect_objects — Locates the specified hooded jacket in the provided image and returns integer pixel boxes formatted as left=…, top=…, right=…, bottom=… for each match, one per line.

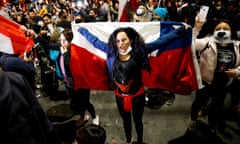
left=193, top=26, right=240, bottom=84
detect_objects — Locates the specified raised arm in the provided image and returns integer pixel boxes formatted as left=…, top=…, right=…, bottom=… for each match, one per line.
left=146, top=25, right=189, bottom=53
left=78, top=27, right=108, bottom=52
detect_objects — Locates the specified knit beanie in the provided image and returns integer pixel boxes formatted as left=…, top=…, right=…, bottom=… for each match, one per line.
left=154, top=8, right=168, bottom=19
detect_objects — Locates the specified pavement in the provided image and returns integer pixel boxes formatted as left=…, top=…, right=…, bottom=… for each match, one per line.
left=36, top=85, right=240, bottom=144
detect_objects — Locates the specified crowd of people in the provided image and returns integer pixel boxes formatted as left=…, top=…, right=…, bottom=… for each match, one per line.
left=0, top=0, right=240, bottom=144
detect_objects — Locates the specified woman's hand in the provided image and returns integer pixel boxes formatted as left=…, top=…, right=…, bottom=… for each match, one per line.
left=225, top=68, right=240, bottom=78
left=60, top=46, right=68, bottom=54
left=194, top=13, right=206, bottom=29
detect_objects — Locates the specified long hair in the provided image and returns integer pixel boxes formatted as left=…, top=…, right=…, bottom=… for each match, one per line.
left=107, top=27, right=150, bottom=71
left=62, top=28, right=73, bottom=51
left=62, top=29, right=73, bottom=44
left=197, top=19, right=237, bottom=40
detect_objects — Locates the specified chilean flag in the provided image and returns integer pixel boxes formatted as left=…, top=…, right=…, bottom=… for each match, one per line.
left=0, top=15, right=34, bottom=57
left=71, top=21, right=201, bottom=95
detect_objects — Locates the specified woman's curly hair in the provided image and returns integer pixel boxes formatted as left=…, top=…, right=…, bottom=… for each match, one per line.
left=107, top=27, right=150, bottom=71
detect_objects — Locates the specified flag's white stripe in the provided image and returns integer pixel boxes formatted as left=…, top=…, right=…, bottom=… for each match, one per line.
left=0, top=33, right=14, bottom=54
left=72, top=22, right=161, bottom=41
left=72, top=22, right=161, bottom=59
left=72, top=28, right=107, bottom=60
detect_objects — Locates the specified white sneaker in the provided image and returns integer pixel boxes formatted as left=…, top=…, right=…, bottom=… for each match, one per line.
left=92, top=115, right=99, bottom=125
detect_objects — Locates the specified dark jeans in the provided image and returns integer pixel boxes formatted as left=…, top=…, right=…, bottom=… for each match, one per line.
left=191, top=72, right=240, bottom=129
left=116, top=94, right=145, bottom=143
left=67, top=88, right=96, bottom=119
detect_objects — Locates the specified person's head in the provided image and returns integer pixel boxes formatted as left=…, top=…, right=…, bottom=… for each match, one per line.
left=214, top=0, right=224, bottom=10
left=136, top=3, right=147, bottom=16
left=98, top=0, right=105, bottom=5
left=75, top=124, right=106, bottom=144
left=42, top=14, right=52, bottom=25
left=153, top=7, right=168, bottom=21
left=58, top=10, right=67, bottom=19
left=212, top=19, right=237, bottom=43
left=166, top=0, right=176, bottom=8
left=88, top=8, right=98, bottom=18
left=198, top=19, right=237, bottom=40
left=60, top=28, right=73, bottom=49
left=28, top=9, right=36, bottom=18
left=226, top=0, right=238, bottom=14
left=74, top=13, right=83, bottom=23
left=108, top=27, right=145, bottom=56
left=41, top=2, right=47, bottom=9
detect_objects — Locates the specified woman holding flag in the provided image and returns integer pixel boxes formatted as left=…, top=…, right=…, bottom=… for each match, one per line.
left=32, top=27, right=99, bottom=126
left=78, top=23, right=189, bottom=144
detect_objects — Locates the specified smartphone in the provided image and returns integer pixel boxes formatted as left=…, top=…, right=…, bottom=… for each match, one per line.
left=199, top=5, right=209, bottom=22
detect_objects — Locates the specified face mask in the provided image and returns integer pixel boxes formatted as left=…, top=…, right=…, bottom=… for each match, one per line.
left=136, top=8, right=144, bottom=16
left=213, top=29, right=232, bottom=43
left=215, top=6, right=222, bottom=10
left=119, top=46, right=132, bottom=55
left=237, top=31, right=240, bottom=39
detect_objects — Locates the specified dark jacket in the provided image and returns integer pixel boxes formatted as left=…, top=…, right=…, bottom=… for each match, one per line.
left=0, top=69, right=61, bottom=144
left=0, top=54, right=36, bottom=88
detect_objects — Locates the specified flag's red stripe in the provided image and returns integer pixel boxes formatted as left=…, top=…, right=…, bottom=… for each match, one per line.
left=119, top=2, right=130, bottom=22
left=70, top=44, right=111, bottom=90
left=142, top=46, right=198, bottom=95
left=71, top=43, right=197, bottom=95
left=0, top=16, right=34, bottom=57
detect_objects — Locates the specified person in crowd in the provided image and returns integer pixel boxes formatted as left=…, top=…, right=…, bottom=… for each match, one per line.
left=109, top=0, right=119, bottom=22
left=152, top=7, right=168, bottom=21
left=146, top=0, right=159, bottom=15
left=59, top=29, right=99, bottom=125
left=49, top=4, right=58, bottom=22
left=133, top=2, right=152, bottom=22
left=150, top=7, right=177, bottom=105
left=78, top=23, right=189, bottom=144
left=224, top=0, right=240, bottom=30
left=79, top=7, right=102, bottom=22
left=55, top=9, right=71, bottom=29
left=165, top=0, right=180, bottom=22
left=36, top=13, right=61, bottom=99
left=35, top=28, right=99, bottom=125
left=27, top=8, right=43, bottom=33
left=0, top=69, right=61, bottom=144
left=40, top=13, right=56, bottom=41
left=188, top=14, right=240, bottom=133
left=14, top=12, right=28, bottom=26
left=178, top=0, right=198, bottom=26
left=0, top=52, right=36, bottom=91
left=212, top=0, right=227, bottom=21
left=98, top=0, right=111, bottom=22
left=75, top=124, right=107, bottom=144
left=72, top=12, right=84, bottom=24
left=39, top=2, right=48, bottom=17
